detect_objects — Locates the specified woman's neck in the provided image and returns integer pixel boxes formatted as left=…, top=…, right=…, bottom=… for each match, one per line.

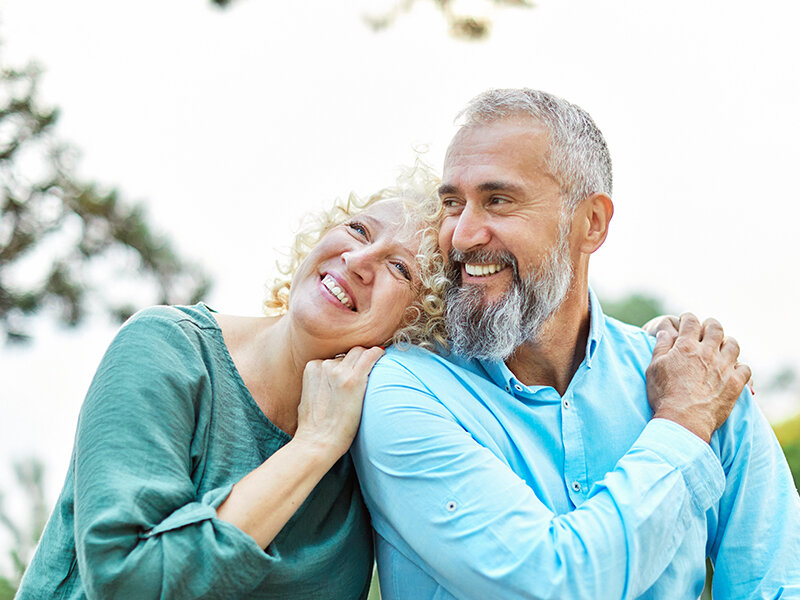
left=215, top=313, right=320, bottom=436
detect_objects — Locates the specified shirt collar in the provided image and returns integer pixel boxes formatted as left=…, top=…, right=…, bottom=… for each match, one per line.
left=585, top=286, right=604, bottom=368
left=479, top=287, right=606, bottom=391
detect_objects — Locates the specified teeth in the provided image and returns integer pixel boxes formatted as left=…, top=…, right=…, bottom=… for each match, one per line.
left=464, top=263, right=505, bottom=277
left=322, top=275, right=354, bottom=309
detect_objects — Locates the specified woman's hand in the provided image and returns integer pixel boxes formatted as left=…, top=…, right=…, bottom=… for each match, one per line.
left=217, top=345, right=385, bottom=549
left=294, top=346, right=386, bottom=460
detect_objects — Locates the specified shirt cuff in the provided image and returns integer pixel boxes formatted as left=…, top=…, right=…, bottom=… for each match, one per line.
left=140, top=484, right=234, bottom=538
left=636, top=418, right=725, bottom=511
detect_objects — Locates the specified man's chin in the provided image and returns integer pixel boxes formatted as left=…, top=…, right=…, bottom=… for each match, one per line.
left=457, top=282, right=510, bottom=306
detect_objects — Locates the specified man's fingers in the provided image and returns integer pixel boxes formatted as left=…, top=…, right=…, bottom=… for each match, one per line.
left=651, top=329, right=676, bottom=358
left=699, top=317, right=724, bottom=347
left=641, top=315, right=679, bottom=337
left=735, top=362, right=752, bottom=390
left=720, top=336, right=741, bottom=362
left=678, top=312, right=702, bottom=339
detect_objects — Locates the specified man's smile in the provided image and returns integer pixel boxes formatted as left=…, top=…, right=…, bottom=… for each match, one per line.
left=463, top=263, right=508, bottom=277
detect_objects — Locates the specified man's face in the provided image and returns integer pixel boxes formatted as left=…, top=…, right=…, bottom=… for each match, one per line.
left=438, top=118, right=575, bottom=358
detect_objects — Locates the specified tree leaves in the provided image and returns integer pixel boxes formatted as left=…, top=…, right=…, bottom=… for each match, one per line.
left=0, top=53, right=210, bottom=342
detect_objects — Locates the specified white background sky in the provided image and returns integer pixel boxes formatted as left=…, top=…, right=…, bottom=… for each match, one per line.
left=1, top=0, right=799, bottom=558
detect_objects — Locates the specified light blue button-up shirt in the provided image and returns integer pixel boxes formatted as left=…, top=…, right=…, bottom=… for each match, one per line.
left=353, top=291, right=800, bottom=599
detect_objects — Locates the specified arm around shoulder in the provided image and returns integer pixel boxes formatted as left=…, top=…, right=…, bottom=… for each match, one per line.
left=353, top=354, right=726, bottom=600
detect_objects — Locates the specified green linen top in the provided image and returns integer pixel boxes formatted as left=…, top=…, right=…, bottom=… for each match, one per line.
left=16, top=304, right=373, bottom=599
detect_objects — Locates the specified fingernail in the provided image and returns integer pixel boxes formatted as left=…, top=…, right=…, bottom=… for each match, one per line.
left=378, top=346, right=386, bottom=351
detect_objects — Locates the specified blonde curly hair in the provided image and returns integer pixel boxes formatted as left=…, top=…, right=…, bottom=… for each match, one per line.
left=264, top=164, right=450, bottom=350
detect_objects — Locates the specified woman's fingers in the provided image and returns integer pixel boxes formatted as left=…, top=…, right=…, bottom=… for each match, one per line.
left=331, top=346, right=386, bottom=378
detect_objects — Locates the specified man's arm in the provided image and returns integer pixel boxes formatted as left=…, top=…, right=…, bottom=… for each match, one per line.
left=353, top=315, right=749, bottom=600
left=708, top=388, right=800, bottom=597
left=354, top=360, right=722, bottom=599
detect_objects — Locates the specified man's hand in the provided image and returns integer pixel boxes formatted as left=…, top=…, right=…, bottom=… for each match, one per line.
left=645, top=313, right=752, bottom=443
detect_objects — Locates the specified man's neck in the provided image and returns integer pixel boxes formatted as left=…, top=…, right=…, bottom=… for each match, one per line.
left=504, top=285, right=591, bottom=396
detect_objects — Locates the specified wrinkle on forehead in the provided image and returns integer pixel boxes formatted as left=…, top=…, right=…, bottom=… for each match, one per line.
left=445, top=117, right=552, bottom=169
left=443, top=119, right=560, bottom=190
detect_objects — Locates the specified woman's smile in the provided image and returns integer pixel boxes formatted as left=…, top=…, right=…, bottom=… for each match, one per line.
left=320, top=273, right=356, bottom=311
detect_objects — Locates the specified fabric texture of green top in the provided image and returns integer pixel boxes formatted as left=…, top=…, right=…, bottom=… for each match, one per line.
left=17, top=304, right=373, bottom=599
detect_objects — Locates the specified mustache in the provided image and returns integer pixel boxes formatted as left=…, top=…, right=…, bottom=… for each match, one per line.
left=447, top=248, right=519, bottom=282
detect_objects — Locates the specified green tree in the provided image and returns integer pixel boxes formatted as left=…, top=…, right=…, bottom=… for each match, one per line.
left=601, top=292, right=667, bottom=327
left=771, top=406, right=800, bottom=490
left=210, top=0, right=535, bottom=40
left=0, top=55, right=210, bottom=342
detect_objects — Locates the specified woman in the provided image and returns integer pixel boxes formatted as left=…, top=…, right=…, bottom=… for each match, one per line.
left=16, top=172, right=445, bottom=599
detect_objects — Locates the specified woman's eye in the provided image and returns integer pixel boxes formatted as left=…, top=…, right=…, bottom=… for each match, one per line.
left=347, top=221, right=368, bottom=237
left=392, top=261, right=411, bottom=281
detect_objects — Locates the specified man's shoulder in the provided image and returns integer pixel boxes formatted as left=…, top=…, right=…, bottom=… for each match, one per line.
left=600, top=314, right=657, bottom=355
left=366, top=345, right=491, bottom=405
left=377, top=344, right=482, bottom=380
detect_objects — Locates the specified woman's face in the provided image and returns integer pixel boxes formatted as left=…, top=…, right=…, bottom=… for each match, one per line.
left=289, top=199, right=422, bottom=352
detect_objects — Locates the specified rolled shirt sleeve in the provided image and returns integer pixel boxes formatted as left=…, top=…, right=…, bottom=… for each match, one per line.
left=18, top=305, right=373, bottom=600
left=69, top=313, right=278, bottom=598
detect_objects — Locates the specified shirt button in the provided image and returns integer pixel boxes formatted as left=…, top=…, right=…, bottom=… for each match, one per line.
left=562, top=399, right=570, bottom=409
left=572, top=481, right=582, bottom=492
left=505, top=385, right=510, bottom=392
left=514, top=384, right=523, bottom=391
left=446, top=501, right=457, bottom=512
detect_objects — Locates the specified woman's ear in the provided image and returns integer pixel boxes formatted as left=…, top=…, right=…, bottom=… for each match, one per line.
left=577, top=192, right=614, bottom=254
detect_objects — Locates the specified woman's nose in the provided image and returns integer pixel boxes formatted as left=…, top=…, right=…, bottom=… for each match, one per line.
left=342, top=247, right=377, bottom=284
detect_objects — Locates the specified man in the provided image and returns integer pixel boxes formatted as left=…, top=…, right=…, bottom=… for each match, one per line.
left=352, top=89, right=800, bottom=598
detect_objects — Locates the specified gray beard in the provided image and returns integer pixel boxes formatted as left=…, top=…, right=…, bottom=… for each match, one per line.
left=444, top=232, right=573, bottom=361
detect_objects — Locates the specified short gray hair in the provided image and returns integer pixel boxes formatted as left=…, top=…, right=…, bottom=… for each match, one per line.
left=455, top=88, right=613, bottom=211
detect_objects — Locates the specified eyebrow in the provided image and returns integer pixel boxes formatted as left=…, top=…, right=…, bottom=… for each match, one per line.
left=438, top=181, right=526, bottom=196
left=360, top=214, right=418, bottom=261
left=437, top=183, right=459, bottom=197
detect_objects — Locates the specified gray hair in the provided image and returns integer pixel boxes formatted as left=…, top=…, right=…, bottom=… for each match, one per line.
left=455, top=88, right=613, bottom=212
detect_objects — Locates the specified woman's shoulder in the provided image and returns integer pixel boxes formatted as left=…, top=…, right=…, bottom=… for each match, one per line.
left=98, top=304, right=224, bottom=381
left=123, top=303, right=219, bottom=332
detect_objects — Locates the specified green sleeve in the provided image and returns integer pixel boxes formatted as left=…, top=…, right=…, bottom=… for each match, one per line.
left=72, top=310, right=274, bottom=599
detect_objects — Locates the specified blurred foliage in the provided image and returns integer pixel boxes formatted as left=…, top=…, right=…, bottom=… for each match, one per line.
left=0, top=52, right=210, bottom=343
left=210, top=0, right=536, bottom=40
left=772, top=412, right=800, bottom=490
left=0, top=457, right=48, bottom=597
left=601, top=292, right=667, bottom=328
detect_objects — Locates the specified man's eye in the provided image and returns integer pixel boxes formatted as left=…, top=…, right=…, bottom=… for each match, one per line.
left=441, top=198, right=460, bottom=208
left=347, top=221, right=368, bottom=237
left=489, top=196, right=510, bottom=205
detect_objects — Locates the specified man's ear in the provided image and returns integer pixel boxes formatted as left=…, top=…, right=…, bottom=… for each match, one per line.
left=576, top=192, right=613, bottom=254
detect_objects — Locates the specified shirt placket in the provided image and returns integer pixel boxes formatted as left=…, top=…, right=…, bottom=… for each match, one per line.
left=561, top=384, right=588, bottom=508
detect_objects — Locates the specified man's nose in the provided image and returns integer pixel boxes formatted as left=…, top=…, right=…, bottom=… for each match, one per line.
left=450, top=203, right=491, bottom=252
left=342, top=246, right=377, bottom=284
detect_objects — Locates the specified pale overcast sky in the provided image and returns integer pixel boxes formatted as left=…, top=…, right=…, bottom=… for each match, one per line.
left=1, top=0, right=799, bottom=546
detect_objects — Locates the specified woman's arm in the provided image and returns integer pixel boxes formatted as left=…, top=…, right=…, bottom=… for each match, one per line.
left=215, top=346, right=384, bottom=548
left=62, top=310, right=378, bottom=599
